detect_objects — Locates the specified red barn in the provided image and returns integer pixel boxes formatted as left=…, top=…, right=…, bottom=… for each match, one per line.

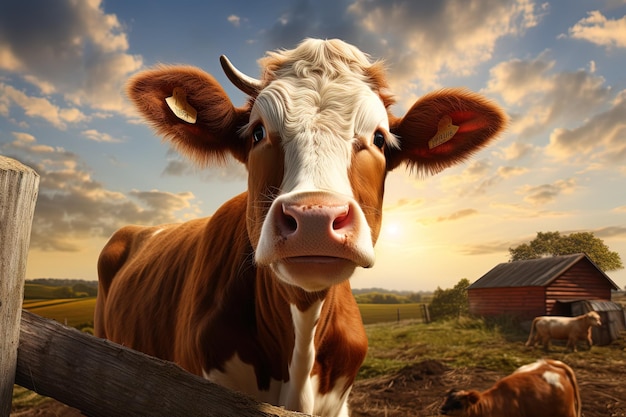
left=468, top=254, right=620, bottom=321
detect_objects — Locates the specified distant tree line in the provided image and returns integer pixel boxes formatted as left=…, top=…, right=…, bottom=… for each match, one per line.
left=24, top=279, right=98, bottom=299
left=27, top=278, right=98, bottom=288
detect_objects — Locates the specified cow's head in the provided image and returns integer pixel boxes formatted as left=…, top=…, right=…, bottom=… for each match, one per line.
left=586, top=311, right=602, bottom=327
left=440, top=389, right=478, bottom=416
left=127, top=38, right=506, bottom=292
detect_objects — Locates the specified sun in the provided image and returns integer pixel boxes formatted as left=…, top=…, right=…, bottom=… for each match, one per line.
left=382, top=221, right=403, bottom=239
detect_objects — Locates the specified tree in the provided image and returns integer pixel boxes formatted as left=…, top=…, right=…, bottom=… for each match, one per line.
left=509, top=231, right=623, bottom=272
left=429, top=278, right=470, bottom=321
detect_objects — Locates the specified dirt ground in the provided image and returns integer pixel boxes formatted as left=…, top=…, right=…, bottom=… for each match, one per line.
left=349, top=359, right=626, bottom=417
left=11, top=359, right=626, bottom=417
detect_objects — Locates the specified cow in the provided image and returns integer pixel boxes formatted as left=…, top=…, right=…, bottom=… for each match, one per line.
left=525, top=311, right=602, bottom=352
left=440, top=359, right=581, bottom=417
left=95, top=38, right=505, bottom=416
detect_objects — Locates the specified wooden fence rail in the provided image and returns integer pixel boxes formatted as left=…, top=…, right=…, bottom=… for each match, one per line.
left=16, top=311, right=310, bottom=417
left=1, top=155, right=311, bottom=416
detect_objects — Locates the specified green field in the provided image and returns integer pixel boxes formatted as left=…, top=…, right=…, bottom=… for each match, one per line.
left=358, top=303, right=426, bottom=324
left=23, top=298, right=97, bottom=328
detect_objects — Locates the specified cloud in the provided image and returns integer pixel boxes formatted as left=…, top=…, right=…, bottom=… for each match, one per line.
left=263, top=0, right=357, bottom=49
left=383, top=197, right=425, bottom=212
left=486, top=53, right=611, bottom=138
left=82, top=129, right=122, bottom=143
left=417, top=208, right=479, bottom=226
left=459, top=240, right=513, bottom=256
left=593, top=225, right=626, bottom=239
left=440, top=159, right=505, bottom=197
left=0, top=0, right=142, bottom=114
left=436, top=208, right=478, bottom=222
left=2, top=133, right=200, bottom=252
left=496, top=142, right=537, bottom=161
left=346, top=0, right=545, bottom=91
left=546, top=91, right=626, bottom=164
left=162, top=155, right=247, bottom=182
left=0, top=83, right=87, bottom=129
left=564, top=10, right=626, bottom=48
left=497, top=166, right=528, bottom=179
left=228, top=15, right=242, bottom=27
left=518, top=178, right=577, bottom=205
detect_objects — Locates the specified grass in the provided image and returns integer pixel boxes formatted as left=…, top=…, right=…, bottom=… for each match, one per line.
left=358, top=315, right=626, bottom=380
left=11, top=386, right=50, bottom=410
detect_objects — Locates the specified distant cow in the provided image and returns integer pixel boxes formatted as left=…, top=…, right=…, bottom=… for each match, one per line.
left=440, top=359, right=581, bottom=417
left=526, top=311, right=602, bottom=352
left=95, top=38, right=505, bottom=416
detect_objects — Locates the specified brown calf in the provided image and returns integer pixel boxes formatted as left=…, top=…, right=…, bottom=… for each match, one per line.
left=440, top=359, right=581, bottom=417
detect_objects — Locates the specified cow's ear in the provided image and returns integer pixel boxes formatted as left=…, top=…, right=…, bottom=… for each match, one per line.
left=387, top=88, right=506, bottom=174
left=127, top=65, right=250, bottom=164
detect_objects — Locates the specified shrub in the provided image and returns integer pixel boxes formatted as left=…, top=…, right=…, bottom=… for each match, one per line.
left=429, top=278, right=469, bottom=321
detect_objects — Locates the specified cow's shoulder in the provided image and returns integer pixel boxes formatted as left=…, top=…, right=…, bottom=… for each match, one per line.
left=97, top=224, right=159, bottom=295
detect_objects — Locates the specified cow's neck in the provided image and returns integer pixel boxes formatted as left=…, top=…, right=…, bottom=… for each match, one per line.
left=256, top=271, right=330, bottom=413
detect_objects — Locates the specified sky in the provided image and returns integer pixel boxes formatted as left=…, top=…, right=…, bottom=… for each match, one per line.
left=1, top=0, right=625, bottom=292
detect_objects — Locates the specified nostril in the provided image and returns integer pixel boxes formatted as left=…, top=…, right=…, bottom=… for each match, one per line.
left=284, top=214, right=297, bottom=233
left=279, top=203, right=299, bottom=235
left=332, top=207, right=351, bottom=231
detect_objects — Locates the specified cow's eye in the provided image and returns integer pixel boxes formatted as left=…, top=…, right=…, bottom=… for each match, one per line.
left=373, top=130, right=385, bottom=148
left=252, top=124, right=266, bottom=143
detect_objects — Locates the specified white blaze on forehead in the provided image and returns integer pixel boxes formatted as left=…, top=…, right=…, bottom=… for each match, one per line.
left=251, top=79, right=390, bottom=195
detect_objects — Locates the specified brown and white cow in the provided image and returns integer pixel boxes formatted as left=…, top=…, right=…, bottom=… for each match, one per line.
left=440, top=359, right=581, bottom=417
left=525, top=311, right=602, bottom=352
left=95, top=38, right=505, bottom=416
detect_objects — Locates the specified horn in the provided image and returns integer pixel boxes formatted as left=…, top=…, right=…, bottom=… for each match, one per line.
left=219, top=55, right=263, bottom=97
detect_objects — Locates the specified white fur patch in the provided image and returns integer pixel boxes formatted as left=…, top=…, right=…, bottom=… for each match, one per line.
left=203, top=301, right=351, bottom=417
left=542, top=370, right=564, bottom=390
left=203, top=353, right=282, bottom=404
left=311, top=375, right=352, bottom=417
left=280, top=301, right=323, bottom=413
left=515, top=359, right=544, bottom=374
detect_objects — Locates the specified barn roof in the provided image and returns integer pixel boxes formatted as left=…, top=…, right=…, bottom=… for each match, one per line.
left=469, top=253, right=620, bottom=290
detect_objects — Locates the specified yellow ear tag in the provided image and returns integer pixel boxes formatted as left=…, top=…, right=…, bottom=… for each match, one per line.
left=165, top=87, right=197, bottom=124
left=428, top=115, right=459, bottom=149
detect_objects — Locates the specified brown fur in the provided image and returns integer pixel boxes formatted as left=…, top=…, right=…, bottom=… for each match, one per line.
left=96, top=39, right=506, bottom=412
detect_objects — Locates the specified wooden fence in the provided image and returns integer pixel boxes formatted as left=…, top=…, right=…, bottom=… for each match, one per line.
left=0, top=155, right=311, bottom=417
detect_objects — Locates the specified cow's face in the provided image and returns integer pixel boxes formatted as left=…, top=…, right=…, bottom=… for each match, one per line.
left=126, top=39, right=506, bottom=293
left=440, top=389, right=477, bottom=416
left=587, top=311, right=602, bottom=327
left=242, top=42, right=396, bottom=291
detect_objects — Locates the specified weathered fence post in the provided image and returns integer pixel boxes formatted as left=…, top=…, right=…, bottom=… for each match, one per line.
left=0, top=156, right=39, bottom=416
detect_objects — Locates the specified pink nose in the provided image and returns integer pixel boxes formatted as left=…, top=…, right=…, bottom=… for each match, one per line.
left=277, top=201, right=354, bottom=244
left=255, top=191, right=375, bottom=271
